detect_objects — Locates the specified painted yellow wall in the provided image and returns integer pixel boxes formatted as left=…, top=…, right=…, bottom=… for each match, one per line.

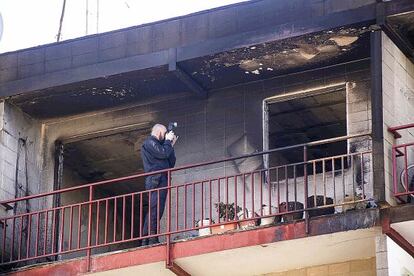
left=263, top=257, right=376, bottom=276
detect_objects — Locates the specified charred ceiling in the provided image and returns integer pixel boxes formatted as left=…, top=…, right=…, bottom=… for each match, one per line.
left=382, top=11, right=414, bottom=65
left=181, top=25, right=371, bottom=90
left=9, top=25, right=371, bottom=119
left=387, top=11, right=414, bottom=50
left=9, top=66, right=189, bottom=119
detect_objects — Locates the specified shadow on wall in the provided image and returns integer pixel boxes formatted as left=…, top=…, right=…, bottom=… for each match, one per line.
left=227, top=134, right=263, bottom=176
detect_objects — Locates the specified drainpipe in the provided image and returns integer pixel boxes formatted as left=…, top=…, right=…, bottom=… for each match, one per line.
left=53, top=141, right=64, bottom=260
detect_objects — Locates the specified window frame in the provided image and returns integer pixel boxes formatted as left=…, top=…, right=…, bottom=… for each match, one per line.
left=262, top=82, right=349, bottom=169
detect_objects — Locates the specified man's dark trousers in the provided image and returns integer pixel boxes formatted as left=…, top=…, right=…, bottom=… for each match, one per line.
left=142, top=174, right=168, bottom=238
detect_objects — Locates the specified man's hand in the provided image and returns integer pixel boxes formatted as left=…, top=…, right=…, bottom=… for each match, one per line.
left=172, top=135, right=178, bottom=146
left=165, top=131, right=175, bottom=141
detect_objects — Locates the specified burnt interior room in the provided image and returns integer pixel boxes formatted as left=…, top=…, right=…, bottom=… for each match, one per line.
left=62, top=129, right=147, bottom=192
left=3, top=24, right=375, bottom=229
left=266, top=88, right=347, bottom=174
left=60, top=128, right=150, bottom=243
left=6, top=23, right=372, bottom=202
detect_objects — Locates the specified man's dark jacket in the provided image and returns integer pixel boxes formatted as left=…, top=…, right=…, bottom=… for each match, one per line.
left=141, top=136, right=176, bottom=173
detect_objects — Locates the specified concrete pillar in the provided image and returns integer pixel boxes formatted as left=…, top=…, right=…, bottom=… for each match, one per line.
left=376, top=234, right=389, bottom=276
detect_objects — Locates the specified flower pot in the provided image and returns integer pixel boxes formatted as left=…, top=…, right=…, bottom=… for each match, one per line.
left=237, top=210, right=259, bottom=229
left=279, top=202, right=304, bottom=222
left=196, top=219, right=212, bottom=236
left=307, top=196, right=335, bottom=218
left=210, top=222, right=238, bottom=234
left=259, top=205, right=281, bottom=226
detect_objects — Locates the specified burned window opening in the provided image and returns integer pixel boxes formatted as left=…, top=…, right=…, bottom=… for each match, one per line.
left=264, top=84, right=348, bottom=178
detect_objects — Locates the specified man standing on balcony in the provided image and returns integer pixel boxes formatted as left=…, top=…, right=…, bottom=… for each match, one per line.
left=141, top=124, right=177, bottom=245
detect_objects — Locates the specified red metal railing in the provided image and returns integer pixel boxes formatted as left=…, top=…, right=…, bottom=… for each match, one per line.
left=0, top=133, right=372, bottom=270
left=390, top=123, right=414, bottom=200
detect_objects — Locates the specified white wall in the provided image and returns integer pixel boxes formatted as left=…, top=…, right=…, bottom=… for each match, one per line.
left=387, top=237, right=414, bottom=276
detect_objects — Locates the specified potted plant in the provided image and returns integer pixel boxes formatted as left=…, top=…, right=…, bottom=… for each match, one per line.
left=211, top=202, right=241, bottom=234
left=307, top=195, right=335, bottom=218
left=259, top=204, right=281, bottom=226
left=196, top=218, right=213, bottom=236
left=237, top=208, right=260, bottom=229
left=279, top=201, right=304, bottom=222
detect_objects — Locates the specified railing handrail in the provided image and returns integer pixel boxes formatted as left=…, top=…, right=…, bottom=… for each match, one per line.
left=388, top=123, right=414, bottom=132
left=0, top=132, right=371, bottom=206
left=0, top=149, right=374, bottom=222
left=388, top=123, right=414, bottom=139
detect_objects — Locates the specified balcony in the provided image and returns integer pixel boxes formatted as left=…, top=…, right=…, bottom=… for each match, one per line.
left=385, top=123, right=414, bottom=261
left=389, top=123, right=414, bottom=202
left=0, top=133, right=374, bottom=274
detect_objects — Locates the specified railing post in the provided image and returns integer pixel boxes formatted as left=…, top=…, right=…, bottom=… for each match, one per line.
left=303, top=146, right=309, bottom=234
left=166, top=170, right=172, bottom=268
left=392, top=147, right=397, bottom=197
left=86, top=186, right=93, bottom=272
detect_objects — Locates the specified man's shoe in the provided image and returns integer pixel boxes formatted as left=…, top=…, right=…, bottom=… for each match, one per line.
left=148, top=237, right=160, bottom=245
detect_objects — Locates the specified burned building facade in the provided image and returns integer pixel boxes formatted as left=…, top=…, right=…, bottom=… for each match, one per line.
left=0, top=0, right=414, bottom=275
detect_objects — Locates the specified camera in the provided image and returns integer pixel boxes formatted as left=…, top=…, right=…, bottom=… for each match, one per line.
left=167, top=122, right=178, bottom=133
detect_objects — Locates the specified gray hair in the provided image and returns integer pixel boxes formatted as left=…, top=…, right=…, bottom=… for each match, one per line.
left=151, top=124, right=167, bottom=136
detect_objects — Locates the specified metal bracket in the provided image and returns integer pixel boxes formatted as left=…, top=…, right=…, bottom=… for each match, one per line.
left=1, top=202, right=13, bottom=211
left=0, top=203, right=12, bottom=227
left=167, top=262, right=191, bottom=276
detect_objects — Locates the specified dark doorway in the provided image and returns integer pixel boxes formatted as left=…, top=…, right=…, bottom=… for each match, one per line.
left=62, top=129, right=148, bottom=194
left=55, top=126, right=151, bottom=257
